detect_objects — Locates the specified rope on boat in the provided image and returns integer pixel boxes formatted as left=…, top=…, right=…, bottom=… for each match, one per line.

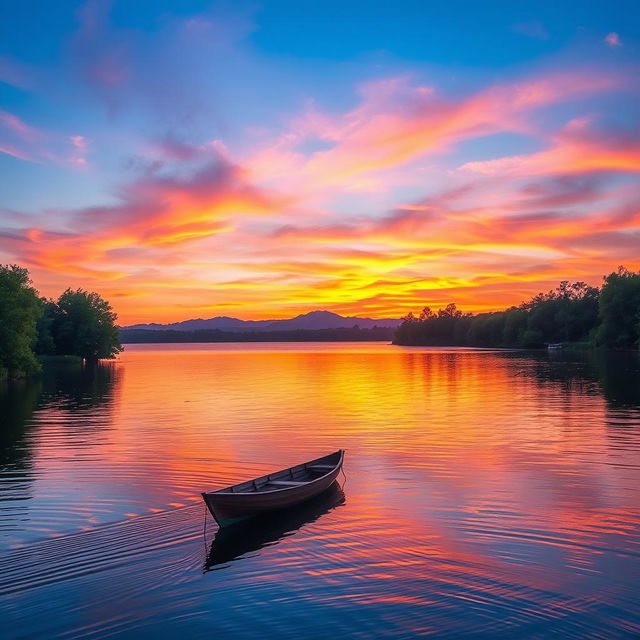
left=202, top=501, right=209, bottom=551
left=339, top=465, right=348, bottom=490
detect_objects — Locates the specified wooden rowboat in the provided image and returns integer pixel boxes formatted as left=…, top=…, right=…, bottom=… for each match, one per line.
left=202, top=450, right=344, bottom=526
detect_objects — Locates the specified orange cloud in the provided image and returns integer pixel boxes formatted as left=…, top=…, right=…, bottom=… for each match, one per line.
left=460, top=139, right=640, bottom=177
left=13, top=154, right=286, bottom=297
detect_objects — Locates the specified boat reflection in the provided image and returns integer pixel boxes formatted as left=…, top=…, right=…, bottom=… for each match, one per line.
left=204, top=482, right=345, bottom=572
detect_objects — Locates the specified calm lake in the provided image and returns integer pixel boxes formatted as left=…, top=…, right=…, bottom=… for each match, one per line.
left=1, top=343, right=639, bottom=638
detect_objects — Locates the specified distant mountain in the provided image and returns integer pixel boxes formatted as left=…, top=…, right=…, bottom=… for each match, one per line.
left=123, top=310, right=401, bottom=333
left=125, top=316, right=261, bottom=332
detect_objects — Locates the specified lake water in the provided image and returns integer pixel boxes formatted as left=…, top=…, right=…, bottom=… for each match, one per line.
left=1, top=343, right=639, bottom=638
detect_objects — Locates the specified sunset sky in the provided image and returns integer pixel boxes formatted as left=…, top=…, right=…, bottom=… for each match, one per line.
left=1, top=0, right=638, bottom=323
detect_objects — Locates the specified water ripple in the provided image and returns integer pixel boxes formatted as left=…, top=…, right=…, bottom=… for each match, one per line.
left=1, top=345, right=639, bottom=638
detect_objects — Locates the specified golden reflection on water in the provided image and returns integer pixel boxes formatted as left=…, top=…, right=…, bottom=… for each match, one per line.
left=3, top=344, right=639, bottom=538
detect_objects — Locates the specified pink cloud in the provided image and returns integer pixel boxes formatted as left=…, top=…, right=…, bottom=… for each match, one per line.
left=458, top=131, right=640, bottom=177
left=605, top=32, right=622, bottom=47
left=0, top=110, right=40, bottom=139
left=0, top=110, right=95, bottom=168
left=68, top=135, right=89, bottom=165
left=0, top=143, right=34, bottom=162
left=247, top=71, right=619, bottom=200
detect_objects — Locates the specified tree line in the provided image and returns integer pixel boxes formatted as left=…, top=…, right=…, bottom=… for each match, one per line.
left=120, top=326, right=395, bottom=344
left=0, top=265, right=122, bottom=378
left=394, top=267, right=640, bottom=349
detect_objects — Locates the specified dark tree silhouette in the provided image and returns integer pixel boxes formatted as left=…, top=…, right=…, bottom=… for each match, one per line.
left=596, top=267, right=640, bottom=349
left=394, top=279, right=604, bottom=348
left=0, top=265, right=42, bottom=376
left=34, top=298, right=58, bottom=355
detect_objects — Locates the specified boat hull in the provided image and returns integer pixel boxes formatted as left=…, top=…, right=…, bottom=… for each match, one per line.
left=202, top=451, right=343, bottom=526
left=205, top=483, right=346, bottom=570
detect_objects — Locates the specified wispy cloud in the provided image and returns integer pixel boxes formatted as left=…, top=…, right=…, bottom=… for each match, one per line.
left=604, top=32, right=622, bottom=47
left=69, top=135, right=90, bottom=165
left=458, top=120, right=640, bottom=177
left=247, top=71, right=619, bottom=202
left=0, top=110, right=93, bottom=167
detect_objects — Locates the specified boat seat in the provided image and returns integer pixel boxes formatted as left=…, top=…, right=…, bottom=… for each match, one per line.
left=269, top=480, right=306, bottom=487
left=307, top=464, right=334, bottom=470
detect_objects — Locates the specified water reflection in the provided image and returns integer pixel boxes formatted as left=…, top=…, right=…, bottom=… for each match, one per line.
left=0, top=377, right=41, bottom=468
left=38, top=359, right=120, bottom=410
left=0, top=361, right=120, bottom=545
left=503, top=349, right=640, bottom=407
left=0, top=344, right=639, bottom=638
left=588, top=350, right=640, bottom=407
left=204, top=482, right=346, bottom=571
left=0, top=377, right=42, bottom=535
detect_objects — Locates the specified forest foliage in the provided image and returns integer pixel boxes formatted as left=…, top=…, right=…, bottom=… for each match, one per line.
left=0, top=265, right=122, bottom=378
left=0, top=265, right=42, bottom=377
left=394, top=268, right=640, bottom=349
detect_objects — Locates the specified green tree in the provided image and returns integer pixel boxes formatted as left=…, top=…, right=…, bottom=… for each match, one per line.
left=518, top=280, right=599, bottom=346
left=394, top=303, right=470, bottom=345
left=466, top=312, right=506, bottom=347
left=34, top=298, right=58, bottom=355
left=502, top=308, right=528, bottom=346
left=0, top=265, right=42, bottom=376
left=596, top=267, right=640, bottom=349
left=51, top=289, right=122, bottom=361
left=393, top=279, right=600, bottom=347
